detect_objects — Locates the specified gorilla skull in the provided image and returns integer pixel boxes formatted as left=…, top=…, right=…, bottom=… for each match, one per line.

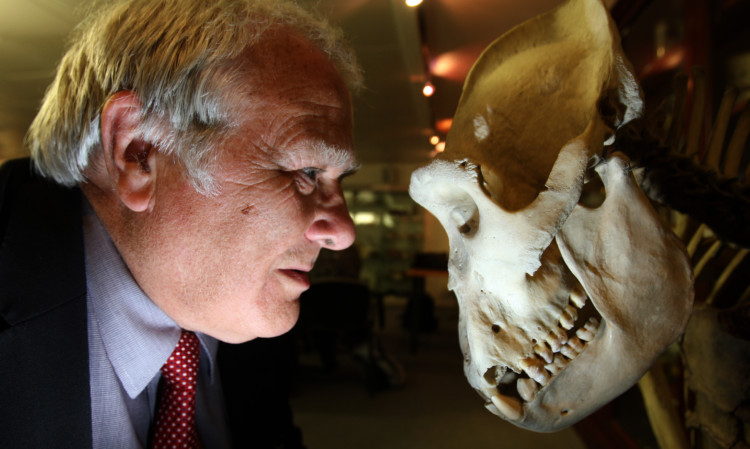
left=409, top=0, right=693, bottom=432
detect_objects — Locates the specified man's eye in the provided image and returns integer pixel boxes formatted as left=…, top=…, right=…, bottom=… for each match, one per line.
left=302, top=167, right=321, bottom=180
left=294, top=167, right=322, bottom=194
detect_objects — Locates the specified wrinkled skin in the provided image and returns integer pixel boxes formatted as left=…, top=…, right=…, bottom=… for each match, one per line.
left=409, top=0, right=694, bottom=432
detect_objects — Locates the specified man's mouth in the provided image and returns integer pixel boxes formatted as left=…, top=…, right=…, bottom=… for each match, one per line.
left=279, top=268, right=311, bottom=288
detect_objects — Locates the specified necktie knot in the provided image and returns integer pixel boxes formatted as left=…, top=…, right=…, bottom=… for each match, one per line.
left=161, top=330, right=200, bottom=386
left=152, top=330, right=202, bottom=449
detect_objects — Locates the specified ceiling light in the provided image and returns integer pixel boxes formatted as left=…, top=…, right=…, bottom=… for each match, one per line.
left=435, top=141, right=445, bottom=152
left=406, top=0, right=423, bottom=6
left=422, top=81, right=435, bottom=97
left=429, top=135, right=440, bottom=145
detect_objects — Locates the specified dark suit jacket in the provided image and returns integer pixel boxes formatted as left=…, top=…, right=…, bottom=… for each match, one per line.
left=0, top=158, right=304, bottom=448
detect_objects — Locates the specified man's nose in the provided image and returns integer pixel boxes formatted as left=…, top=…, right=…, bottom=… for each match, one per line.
left=305, top=186, right=356, bottom=250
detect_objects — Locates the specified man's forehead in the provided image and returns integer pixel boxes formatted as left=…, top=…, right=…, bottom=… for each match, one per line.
left=229, top=28, right=352, bottom=125
left=242, top=26, right=343, bottom=90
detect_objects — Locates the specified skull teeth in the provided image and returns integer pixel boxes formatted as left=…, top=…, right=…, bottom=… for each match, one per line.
left=570, top=290, right=587, bottom=308
left=584, top=317, right=600, bottom=331
left=491, top=394, right=522, bottom=421
left=517, top=378, right=538, bottom=402
left=545, top=326, right=568, bottom=351
left=534, top=343, right=553, bottom=364
left=567, top=335, right=584, bottom=352
left=490, top=296, right=602, bottom=416
left=545, top=354, right=569, bottom=375
left=576, top=326, right=595, bottom=341
left=559, top=336, right=585, bottom=359
left=520, top=358, right=550, bottom=386
left=559, top=304, right=578, bottom=330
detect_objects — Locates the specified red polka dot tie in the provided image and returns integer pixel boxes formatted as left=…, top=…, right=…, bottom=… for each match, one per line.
left=152, top=330, right=202, bottom=449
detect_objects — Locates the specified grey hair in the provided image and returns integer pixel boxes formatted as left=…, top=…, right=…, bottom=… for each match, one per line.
left=25, top=0, right=363, bottom=195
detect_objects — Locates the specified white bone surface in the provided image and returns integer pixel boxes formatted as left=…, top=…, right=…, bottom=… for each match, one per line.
left=408, top=0, right=694, bottom=432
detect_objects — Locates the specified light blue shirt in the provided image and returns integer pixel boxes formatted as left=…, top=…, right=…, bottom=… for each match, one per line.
left=83, top=202, right=231, bottom=449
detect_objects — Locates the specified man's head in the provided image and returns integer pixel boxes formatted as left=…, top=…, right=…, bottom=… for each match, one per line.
left=26, top=0, right=362, bottom=343
left=27, top=0, right=362, bottom=193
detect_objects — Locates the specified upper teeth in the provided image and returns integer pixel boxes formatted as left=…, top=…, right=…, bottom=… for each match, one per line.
left=559, top=304, right=578, bottom=329
left=534, top=343, right=553, bottom=363
left=489, top=293, right=601, bottom=419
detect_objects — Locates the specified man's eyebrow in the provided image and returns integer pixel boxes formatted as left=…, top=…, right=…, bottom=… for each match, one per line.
left=315, top=142, right=360, bottom=176
left=340, top=162, right=361, bottom=179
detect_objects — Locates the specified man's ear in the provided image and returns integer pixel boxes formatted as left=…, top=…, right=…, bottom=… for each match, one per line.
left=100, top=91, right=157, bottom=212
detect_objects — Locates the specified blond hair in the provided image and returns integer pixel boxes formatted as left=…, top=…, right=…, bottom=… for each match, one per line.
left=26, top=0, right=362, bottom=194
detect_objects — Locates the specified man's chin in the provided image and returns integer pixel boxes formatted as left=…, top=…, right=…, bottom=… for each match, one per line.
left=220, top=305, right=301, bottom=344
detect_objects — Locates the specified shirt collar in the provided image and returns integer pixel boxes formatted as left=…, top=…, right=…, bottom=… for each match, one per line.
left=83, top=201, right=218, bottom=399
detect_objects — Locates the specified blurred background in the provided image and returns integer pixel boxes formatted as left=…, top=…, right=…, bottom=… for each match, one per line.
left=1, top=0, right=748, bottom=447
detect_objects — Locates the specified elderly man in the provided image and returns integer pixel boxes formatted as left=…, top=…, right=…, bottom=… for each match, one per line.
left=0, top=0, right=361, bottom=447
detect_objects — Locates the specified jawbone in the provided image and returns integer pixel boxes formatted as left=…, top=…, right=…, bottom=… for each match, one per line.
left=413, top=153, right=693, bottom=432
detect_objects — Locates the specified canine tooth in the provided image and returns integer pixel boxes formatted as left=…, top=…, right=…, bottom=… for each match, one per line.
left=567, top=336, right=584, bottom=352
left=520, top=358, right=550, bottom=385
left=491, top=394, right=522, bottom=420
left=534, top=344, right=553, bottom=363
left=570, top=290, right=587, bottom=308
left=576, top=327, right=595, bottom=341
left=517, top=378, right=538, bottom=402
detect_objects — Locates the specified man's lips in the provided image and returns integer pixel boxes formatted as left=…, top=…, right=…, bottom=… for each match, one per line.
left=278, top=268, right=311, bottom=288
